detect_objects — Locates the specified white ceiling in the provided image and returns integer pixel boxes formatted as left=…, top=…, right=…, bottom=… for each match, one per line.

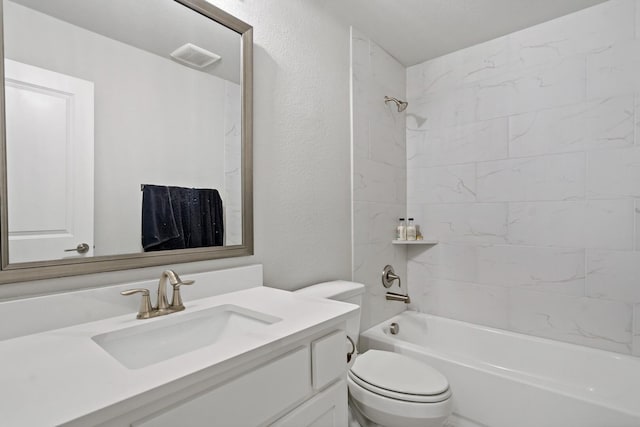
left=319, top=0, right=609, bottom=66
left=9, top=0, right=242, bottom=83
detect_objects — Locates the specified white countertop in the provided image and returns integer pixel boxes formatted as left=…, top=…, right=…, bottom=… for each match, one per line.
left=0, top=287, right=357, bottom=426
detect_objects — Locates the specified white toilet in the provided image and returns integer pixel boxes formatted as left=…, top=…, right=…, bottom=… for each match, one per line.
left=295, top=280, right=452, bottom=427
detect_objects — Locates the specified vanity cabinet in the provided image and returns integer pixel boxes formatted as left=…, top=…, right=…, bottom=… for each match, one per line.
left=89, top=329, right=348, bottom=427
left=0, top=275, right=359, bottom=426
left=270, top=380, right=348, bottom=427
left=134, top=347, right=311, bottom=427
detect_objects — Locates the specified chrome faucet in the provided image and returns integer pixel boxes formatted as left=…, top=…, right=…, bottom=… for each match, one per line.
left=121, top=270, right=195, bottom=319
left=382, top=265, right=411, bottom=304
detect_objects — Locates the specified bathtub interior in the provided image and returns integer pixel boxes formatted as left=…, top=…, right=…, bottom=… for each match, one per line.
left=360, top=311, right=640, bottom=422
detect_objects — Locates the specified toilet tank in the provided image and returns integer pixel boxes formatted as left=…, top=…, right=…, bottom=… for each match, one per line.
left=295, top=280, right=365, bottom=339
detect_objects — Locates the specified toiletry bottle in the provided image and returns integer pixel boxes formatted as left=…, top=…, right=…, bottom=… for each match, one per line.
left=406, top=218, right=417, bottom=241
left=396, top=218, right=406, bottom=240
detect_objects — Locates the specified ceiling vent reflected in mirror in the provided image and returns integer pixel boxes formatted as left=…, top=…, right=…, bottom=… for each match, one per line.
left=170, top=43, right=221, bottom=68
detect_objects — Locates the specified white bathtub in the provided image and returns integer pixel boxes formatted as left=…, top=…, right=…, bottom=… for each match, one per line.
left=359, top=311, right=640, bottom=427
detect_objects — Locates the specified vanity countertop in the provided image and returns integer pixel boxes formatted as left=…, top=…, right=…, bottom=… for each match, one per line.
left=0, top=286, right=357, bottom=426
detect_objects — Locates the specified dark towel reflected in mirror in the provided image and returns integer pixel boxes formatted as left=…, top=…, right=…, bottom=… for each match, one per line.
left=142, top=184, right=224, bottom=251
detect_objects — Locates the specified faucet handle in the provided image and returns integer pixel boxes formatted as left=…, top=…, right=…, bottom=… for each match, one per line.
left=121, top=288, right=154, bottom=319
left=169, top=279, right=195, bottom=311
left=382, top=265, right=401, bottom=288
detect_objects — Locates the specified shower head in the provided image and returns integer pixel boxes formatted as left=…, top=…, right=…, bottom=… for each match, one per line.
left=384, top=96, right=408, bottom=112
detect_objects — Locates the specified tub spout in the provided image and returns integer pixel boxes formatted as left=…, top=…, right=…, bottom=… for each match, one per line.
left=386, top=292, right=411, bottom=304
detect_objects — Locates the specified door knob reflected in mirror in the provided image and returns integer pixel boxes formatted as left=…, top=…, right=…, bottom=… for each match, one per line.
left=64, top=243, right=90, bottom=254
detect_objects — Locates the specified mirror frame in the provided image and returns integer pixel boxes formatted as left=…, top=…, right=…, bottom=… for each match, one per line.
left=0, top=0, right=253, bottom=284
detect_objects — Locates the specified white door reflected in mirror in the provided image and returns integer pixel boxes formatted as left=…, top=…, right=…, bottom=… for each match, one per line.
left=5, top=59, right=94, bottom=263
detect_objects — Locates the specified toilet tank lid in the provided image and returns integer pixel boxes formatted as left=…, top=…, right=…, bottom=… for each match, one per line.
left=295, top=280, right=365, bottom=301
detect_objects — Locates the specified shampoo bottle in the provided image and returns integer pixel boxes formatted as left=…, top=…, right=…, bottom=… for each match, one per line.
left=395, top=218, right=406, bottom=240
left=406, top=218, right=417, bottom=241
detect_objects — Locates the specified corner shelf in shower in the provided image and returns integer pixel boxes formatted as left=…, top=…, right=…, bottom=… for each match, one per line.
left=392, top=239, right=438, bottom=245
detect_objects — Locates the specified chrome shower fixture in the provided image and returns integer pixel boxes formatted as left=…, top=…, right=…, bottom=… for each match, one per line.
left=384, top=95, right=408, bottom=112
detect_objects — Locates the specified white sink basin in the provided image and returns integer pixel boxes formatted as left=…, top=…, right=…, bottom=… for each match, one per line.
left=92, top=305, right=281, bottom=369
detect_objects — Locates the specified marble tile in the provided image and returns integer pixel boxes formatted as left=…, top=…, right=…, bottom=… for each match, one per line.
left=408, top=243, right=478, bottom=283
left=371, top=39, right=406, bottom=97
left=351, top=31, right=372, bottom=162
left=406, top=63, right=425, bottom=100
left=636, top=93, right=640, bottom=146
left=507, top=200, right=635, bottom=250
left=405, top=56, right=455, bottom=98
left=407, top=84, right=478, bottom=131
left=353, top=201, right=404, bottom=245
left=476, top=152, right=585, bottom=202
left=586, top=38, right=640, bottom=99
left=408, top=118, right=508, bottom=168
left=475, top=57, right=586, bottom=121
left=420, top=203, right=508, bottom=244
left=352, top=105, right=370, bottom=161
left=509, top=96, right=635, bottom=157
left=352, top=31, right=407, bottom=330
left=223, top=82, right=242, bottom=246
left=351, top=28, right=371, bottom=82
left=407, top=251, right=438, bottom=281
left=370, top=109, right=406, bottom=168
left=402, top=1, right=640, bottom=357
left=360, top=285, right=406, bottom=332
left=636, top=200, right=640, bottom=250
left=354, top=158, right=404, bottom=203
left=586, top=250, right=640, bottom=302
left=354, top=242, right=407, bottom=329
left=477, top=245, right=585, bottom=295
left=457, top=37, right=512, bottom=85
left=406, top=36, right=510, bottom=98
left=354, top=242, right=407, bottom=296
left=633, top=304, right=640, bottom=356
left=509, top=289, right=632, bottom=354
left=408, top=164, right=476, bottom=203
left=406, top=128, right=425, bottom=170
left=508, top=0, right=635, bottom=70
left=587, top=146, right=640, bottom=199
left=422, top=279, right=509, bottom=329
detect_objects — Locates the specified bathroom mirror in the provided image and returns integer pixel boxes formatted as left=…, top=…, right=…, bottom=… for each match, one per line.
left=0, top=0, right=253, bottom=284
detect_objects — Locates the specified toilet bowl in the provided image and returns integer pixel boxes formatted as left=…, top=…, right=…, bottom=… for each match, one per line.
left=348, top=349, right=452, bottom=427
left=295, top=281, right=452, bottom=427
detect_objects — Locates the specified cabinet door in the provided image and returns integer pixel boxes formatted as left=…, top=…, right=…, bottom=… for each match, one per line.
left=270, top=380, right=347, bottom=427
left=311, top=331, right=346, bottom=391
left=134, top=347, right=310, bottom=427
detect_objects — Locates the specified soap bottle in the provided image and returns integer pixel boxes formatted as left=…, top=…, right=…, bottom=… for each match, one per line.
left=395, top=218, right=406, bottom=240
left=406, top=218, right=417, bottom=241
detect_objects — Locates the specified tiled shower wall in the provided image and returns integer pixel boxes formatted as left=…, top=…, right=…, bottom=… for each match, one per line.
left=406, top=0, right=640, bottom=356
left=351, top=29, right=407, bottom=330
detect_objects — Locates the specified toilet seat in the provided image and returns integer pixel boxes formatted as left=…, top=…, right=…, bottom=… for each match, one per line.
left=349, top=350, right=451, bottom=403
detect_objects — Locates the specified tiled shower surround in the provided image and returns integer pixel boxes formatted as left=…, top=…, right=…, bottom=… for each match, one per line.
left=406, top=0, right=640, bottom=356
left=351, top=28, right=407, bottom=330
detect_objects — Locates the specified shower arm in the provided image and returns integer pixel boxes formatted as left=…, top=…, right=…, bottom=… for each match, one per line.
left=384, top=95, right=408, bottom=112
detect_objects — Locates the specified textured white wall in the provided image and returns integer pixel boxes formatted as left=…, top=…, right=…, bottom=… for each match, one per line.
left=351, top=29, right=408, bottom=330
left=0, top=0, right=352, bottom=299
left=204, top=0, right=352, bottom=289
left=406, top=0, right=640, bottom=356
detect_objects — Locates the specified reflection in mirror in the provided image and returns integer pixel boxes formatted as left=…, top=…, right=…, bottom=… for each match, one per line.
left=2, top=0, right=248, bottom=266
